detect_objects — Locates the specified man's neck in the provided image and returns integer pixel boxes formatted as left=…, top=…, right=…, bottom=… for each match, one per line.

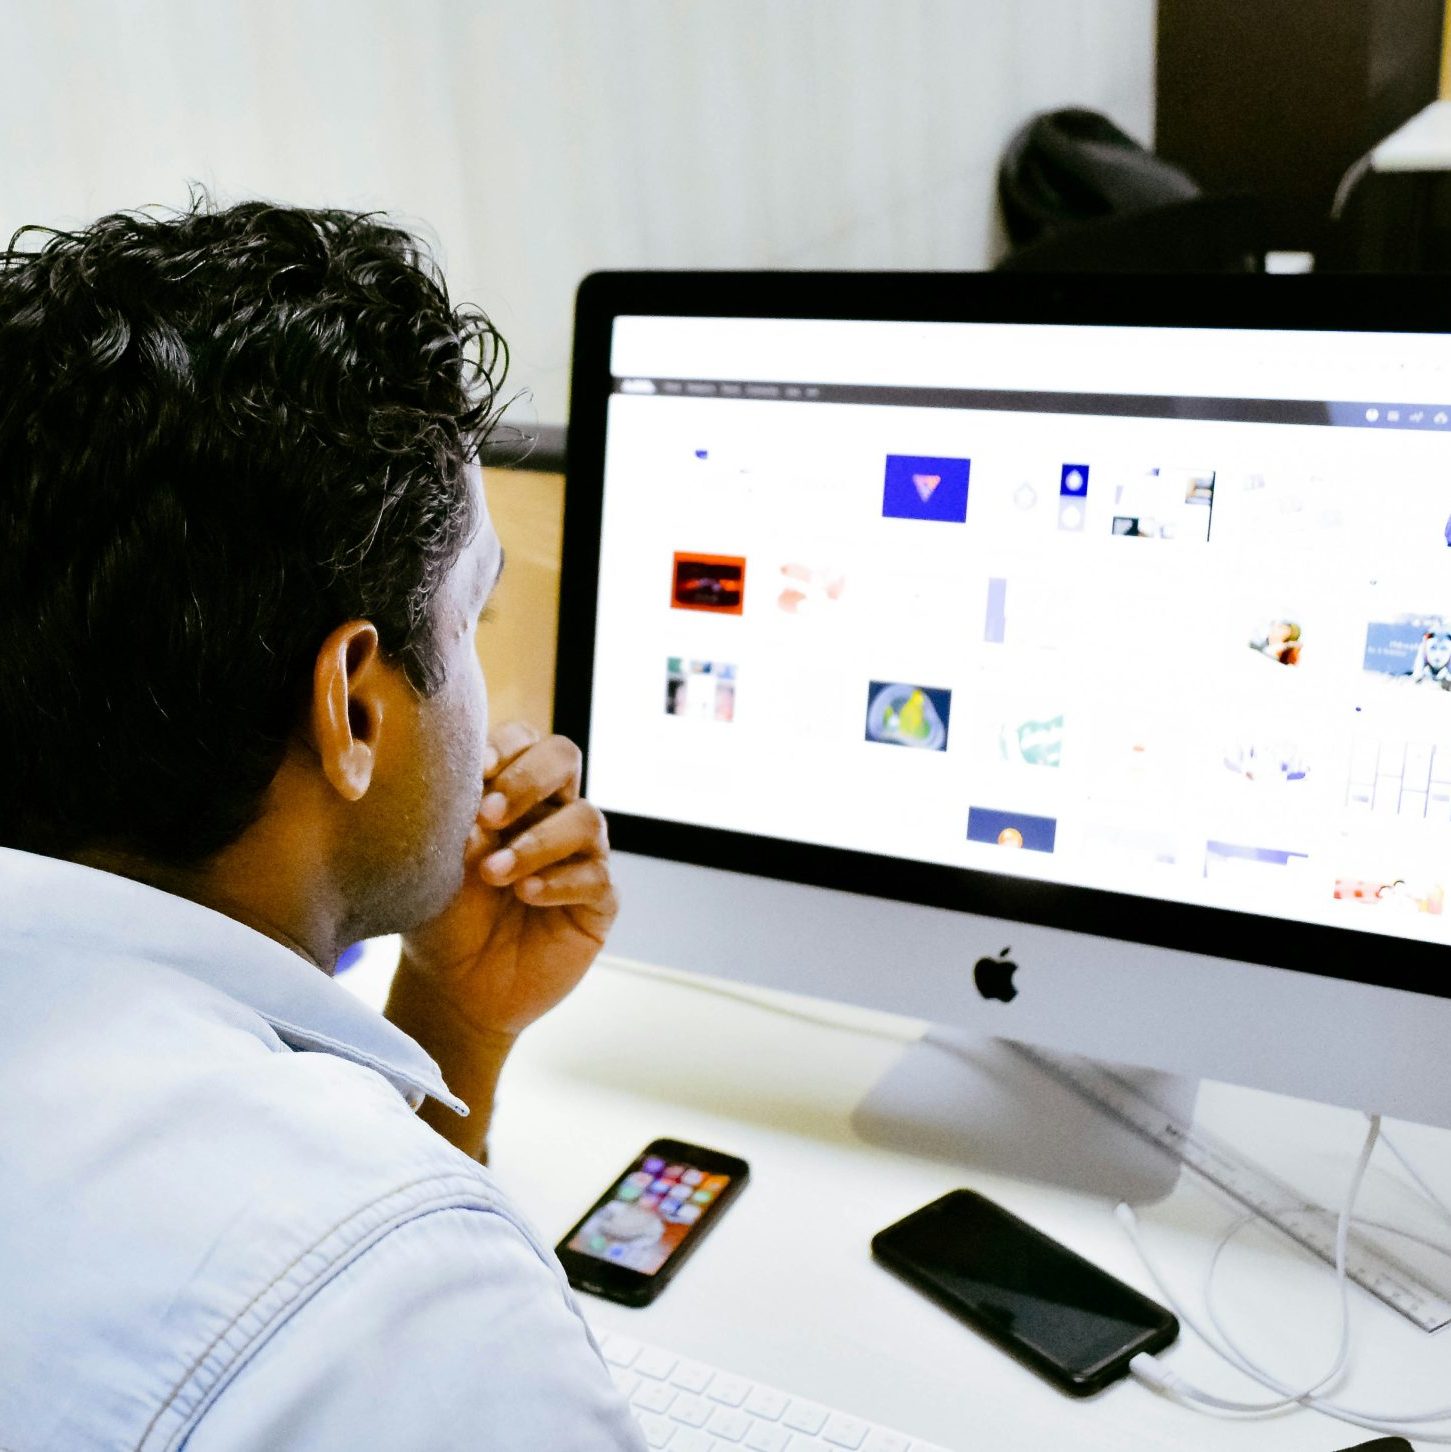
left=71, top=845, right=336, bottom=973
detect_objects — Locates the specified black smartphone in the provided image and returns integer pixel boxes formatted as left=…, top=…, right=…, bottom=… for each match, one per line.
left=555, top=1138, right=750, bottom=1306
left=872, top=1189, right=1177, bottom=1396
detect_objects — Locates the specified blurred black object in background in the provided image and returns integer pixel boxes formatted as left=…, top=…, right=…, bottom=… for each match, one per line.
left=997, top=0, right=1449, bottom=275
left=997, top=109, right=1325, bottom=274
left=998, top=109, right=1200, bottom=253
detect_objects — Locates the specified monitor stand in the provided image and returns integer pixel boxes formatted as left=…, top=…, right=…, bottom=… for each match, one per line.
left=851, top=1030, right=1197, bottom=1204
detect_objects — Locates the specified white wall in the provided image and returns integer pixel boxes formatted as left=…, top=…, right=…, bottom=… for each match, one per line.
left=1, top=0, right=1156, bottom=422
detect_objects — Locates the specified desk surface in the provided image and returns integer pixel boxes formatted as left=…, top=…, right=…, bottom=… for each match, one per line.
left=343, top=942, right=1451, bottom=1451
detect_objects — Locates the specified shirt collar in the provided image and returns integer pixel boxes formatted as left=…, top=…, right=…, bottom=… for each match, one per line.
left=0, top=846, right=467, bottom=1116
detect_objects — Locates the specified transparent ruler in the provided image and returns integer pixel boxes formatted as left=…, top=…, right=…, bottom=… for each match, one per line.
left=1012, top=1042, right=1451, bottom=1332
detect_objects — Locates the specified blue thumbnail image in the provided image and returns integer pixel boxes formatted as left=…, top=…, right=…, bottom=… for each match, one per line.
left=983, top=577, right=1008, bottom=644
left=1363, top=618, right=1448, bottom=677
left=1205, top=841, right=1308, bottom=872
left=967, top=806, right=1057, bottom=853
left=864, top=682, right=952, bottom=750
left=882, top=454, right=970, bottom=523
left=1060, top=464, right=1089, bottom=496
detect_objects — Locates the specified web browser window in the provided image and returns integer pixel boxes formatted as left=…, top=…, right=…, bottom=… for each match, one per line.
left=586, top=317, right=1451, bottom=947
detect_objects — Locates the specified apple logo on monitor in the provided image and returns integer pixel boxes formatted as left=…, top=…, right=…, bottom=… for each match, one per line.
left=974, top=947, right=1018, bottom=1003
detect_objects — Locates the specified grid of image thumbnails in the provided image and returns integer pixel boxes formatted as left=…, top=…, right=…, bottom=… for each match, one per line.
left=658, top=448, right=1451, bottom=925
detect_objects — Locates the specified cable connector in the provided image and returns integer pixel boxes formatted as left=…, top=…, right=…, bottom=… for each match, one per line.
left=1128, top=1352, right=1182, bottom=1395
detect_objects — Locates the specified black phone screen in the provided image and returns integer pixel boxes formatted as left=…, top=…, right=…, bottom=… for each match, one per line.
left=872, top=1190, right=1177, bottom=1394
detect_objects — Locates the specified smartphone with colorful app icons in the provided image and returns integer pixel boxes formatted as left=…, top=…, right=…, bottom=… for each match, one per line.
left=555, top=1138, right=750, bottom=1306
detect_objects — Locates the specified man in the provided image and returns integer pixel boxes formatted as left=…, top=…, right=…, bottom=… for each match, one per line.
left=0, top=198, right=646, bottom=1448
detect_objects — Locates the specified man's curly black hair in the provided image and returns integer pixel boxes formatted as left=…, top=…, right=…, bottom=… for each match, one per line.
left=0, top=195, right=507, bottom=867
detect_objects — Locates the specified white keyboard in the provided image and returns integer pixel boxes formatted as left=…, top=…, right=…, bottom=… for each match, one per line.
left=598, top=1330, right=955, bottom=1452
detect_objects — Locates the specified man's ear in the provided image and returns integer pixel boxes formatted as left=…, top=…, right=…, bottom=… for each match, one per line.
left=310, top=621, right=385, bottom=803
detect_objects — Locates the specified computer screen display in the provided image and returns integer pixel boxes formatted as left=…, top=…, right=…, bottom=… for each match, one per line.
left=560, top=277, right=1451, bottom=998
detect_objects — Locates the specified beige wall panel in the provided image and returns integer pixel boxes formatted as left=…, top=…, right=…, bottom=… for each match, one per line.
left=479, top=468, right=565, bottom=735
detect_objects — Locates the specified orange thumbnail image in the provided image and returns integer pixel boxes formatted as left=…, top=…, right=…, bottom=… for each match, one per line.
left=1333, top=877, right=1443, bottom=914
left=671, top=552, right=746, bottom=615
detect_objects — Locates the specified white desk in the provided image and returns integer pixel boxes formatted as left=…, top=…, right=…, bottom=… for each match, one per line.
left=343, top=943, right=1451, bottom=1451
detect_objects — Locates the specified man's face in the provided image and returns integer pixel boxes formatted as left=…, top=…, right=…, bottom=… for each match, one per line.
left=336, top=467, right=503, bottom=941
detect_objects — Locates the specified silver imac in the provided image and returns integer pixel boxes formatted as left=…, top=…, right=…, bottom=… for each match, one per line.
left=556, top=273, right=1451, bottom=1197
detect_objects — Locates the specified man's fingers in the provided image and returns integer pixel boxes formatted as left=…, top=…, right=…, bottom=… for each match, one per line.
left=485, top=720, right=540, bottom=775
left=480, top=730, right=582, bottom=830
left=480, top=799, right=607, bottom=884
left=511, top=858, right=617, bottom=912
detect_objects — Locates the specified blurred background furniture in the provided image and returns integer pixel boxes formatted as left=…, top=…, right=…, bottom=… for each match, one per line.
left=995, top=0, right=1451, bottom=274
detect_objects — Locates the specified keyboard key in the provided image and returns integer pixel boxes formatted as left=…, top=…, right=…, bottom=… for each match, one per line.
left=637, top=1411, right=675, bottom=1448
left=862, top=1436, right=911, bottom=1452
left=822, top=1412, right=869, bottom=1448
left=707, top=1371, right=751, bottom=1407
left=743, top=1385, right=789, bottom=1421
left=673, top=1360, right=715, bottom=1394
left=705, top=1404, right=751, bottom=1441
left=670, top=1393, right=712, bottom=1428
left=782, top=1399, right=829, bottom=1435
left=743, top=1425, right=791, bottom=1452
left=634, top=1381, right=678, bottom=1415
left=614, top=1370, right=642, bottom=1402
left=672, top=1430, right=712, bottom=1452
left=637, top=1347, right=680, bottom=1380
left=602, top=1333, right=642, bottom=1368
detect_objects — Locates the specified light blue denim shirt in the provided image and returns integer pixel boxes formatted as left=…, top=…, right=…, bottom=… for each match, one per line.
left=0, top=847, right=645, bottom=1452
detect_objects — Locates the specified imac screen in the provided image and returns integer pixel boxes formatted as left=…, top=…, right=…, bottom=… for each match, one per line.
left=570, top=298, right=1451, bottom=983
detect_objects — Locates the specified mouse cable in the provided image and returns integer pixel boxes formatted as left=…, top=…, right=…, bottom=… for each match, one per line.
left=1124, top=1113, right=1451, bottom=1442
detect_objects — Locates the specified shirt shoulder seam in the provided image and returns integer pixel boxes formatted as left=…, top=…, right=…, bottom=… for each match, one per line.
left=138, top=1169, right=524, bottom=1452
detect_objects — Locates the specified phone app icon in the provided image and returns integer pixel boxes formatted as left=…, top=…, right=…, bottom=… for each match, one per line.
left=676, top=1203, right=702, bottom=1223
left=607, top=1244, right=628, bottom=1260
left=703, top=1175, right=730, bottom=1194
left=664, top=1164, right=686, bottom=1181
left=642, top=1157, right=664, bottom=1174
left=627, top=1170, right=654, bottom=1187
left=589, top=1234, right=608, bottom=1253
left=692, top=1189, right=713, bottom=1205
left=681, top=1169, right=704, bottom=1186
left=651, top=1178, right=673, bottom=1195
left=618, top=1183, right=643, bottom=1202
left=639, top=1193, right=661, bottom=1210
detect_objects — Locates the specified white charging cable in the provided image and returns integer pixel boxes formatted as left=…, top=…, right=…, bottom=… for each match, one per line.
left=1123, top=1113, right=1451, bottom=1441
left=1124, top=1114, right=1374, bottom=1418
left=1201, top=1210, right=1451, bottom=1431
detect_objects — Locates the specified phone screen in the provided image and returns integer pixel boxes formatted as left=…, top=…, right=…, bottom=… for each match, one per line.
left=872, top=1190, right=1176, bottom=1393
left=562, top=1143, right=743, bottom=1281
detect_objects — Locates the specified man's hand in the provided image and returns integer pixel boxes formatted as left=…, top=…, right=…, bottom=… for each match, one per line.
left=400, top=721, right=616, bottom=1037
left=384, top=723, right=617, bottom=1158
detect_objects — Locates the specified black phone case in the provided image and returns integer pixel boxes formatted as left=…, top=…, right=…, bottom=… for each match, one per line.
left=872, top=1191, right=1177, bottom=1396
